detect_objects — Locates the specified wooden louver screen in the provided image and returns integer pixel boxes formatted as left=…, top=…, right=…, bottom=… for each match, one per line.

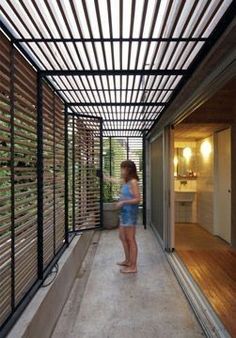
left=68, top=115, right=101, bottom=231
left=0, top=31, right=66, bottom=332
left=0, top=32, right=38, bottom=326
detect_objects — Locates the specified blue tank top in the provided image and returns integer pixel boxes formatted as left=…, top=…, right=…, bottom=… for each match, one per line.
left=120, top=182, right=139, bottom=213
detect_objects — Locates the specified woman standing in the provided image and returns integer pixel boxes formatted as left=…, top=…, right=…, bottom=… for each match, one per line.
left=105, top=160, right=140, bottom=273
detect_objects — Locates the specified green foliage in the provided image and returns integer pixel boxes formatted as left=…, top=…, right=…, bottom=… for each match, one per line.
left=103, top=138, right=126, bottom=201
left=103, top=181, right=113, bottom=203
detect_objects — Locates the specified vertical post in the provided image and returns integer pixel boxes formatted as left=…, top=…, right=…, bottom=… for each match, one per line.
left=109, top=136, right=112, bottom=197
left=53, top=93, right=56, bottom=255
left=72, top=115, right=75, bottom=231
left=127, top=137, right=129, bottom=159
left=37, top=72, right=44, bottom=279
left=100, top=118, right=103, bottom=228
left=9, top=41, right=15, bottom=311
left=142, top=134, right=147, bottom=229
left=64, top=104, right=69, bottom=244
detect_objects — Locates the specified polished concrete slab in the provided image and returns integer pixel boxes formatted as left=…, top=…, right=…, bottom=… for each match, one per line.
left=52, top=226, right=204, bottom=338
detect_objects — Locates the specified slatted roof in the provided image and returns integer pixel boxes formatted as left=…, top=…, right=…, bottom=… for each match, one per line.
left=0, top=0, right=234, bottom=137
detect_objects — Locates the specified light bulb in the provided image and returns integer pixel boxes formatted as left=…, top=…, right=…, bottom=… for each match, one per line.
left=200, top=141, right=212, bottom=157
left=183, top=147, right=192, bottom=161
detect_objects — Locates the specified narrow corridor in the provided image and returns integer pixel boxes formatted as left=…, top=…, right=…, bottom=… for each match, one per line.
left=52, top=226, right=204, bottom=338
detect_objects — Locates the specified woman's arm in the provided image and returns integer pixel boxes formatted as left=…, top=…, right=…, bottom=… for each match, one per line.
left=103, top=174, right=123, bottom=184
left=117, top=179, right=140, bottom=208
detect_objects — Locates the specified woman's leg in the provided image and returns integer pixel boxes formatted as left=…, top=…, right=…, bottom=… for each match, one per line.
left=121, top=226, right=138, bottom=273
left=117, top=226, right=130, bottom=266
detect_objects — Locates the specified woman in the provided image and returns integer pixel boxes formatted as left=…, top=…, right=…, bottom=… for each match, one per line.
left=105, top=160, right=140, bottom=273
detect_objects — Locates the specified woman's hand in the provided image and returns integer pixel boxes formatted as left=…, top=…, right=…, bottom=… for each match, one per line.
left=116, top=201, right=124, bottom=209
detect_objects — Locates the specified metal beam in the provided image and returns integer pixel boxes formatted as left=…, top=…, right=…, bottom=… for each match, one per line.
left=41, top=69, right=187, bottom=76
left=103, top=119, right=156, bottom=122
left=15, top=37, right=208, bottom=43
left=103, top=129, right=144, bottom=131
left=57, top=88, right=173, bottom=92
left=68, top=102, right=165, bottom=107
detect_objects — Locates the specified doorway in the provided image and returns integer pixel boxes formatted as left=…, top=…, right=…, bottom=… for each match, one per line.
left=171, top=78, right=236, bottom=337
left=214, top=128, right=231, bottom=243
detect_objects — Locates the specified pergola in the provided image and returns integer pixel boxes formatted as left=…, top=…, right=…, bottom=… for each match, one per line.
left=1, top=0, right=234, bottom=137
left=0, top=1, right=235, bottom=336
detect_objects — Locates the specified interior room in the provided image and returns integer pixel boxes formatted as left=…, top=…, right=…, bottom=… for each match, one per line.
left=174, top=77, right=236, bottom=336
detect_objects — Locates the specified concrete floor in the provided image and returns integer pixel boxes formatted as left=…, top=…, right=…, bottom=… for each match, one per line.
left=52, top=226, right=204, bottom=338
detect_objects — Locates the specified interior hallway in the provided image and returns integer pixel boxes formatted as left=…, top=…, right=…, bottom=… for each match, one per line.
left=176, top=223, right=236, bottom=337
left=52, top=226, right=204, bottom=338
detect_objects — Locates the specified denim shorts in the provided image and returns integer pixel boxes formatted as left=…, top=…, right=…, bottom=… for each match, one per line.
left=119, top=205, right=138, bottom=227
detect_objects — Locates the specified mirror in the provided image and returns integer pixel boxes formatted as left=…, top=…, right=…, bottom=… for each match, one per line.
left=174, top=144, right=197, bottom=179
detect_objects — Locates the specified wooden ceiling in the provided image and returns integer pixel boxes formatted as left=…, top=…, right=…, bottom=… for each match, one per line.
left=174, top=123, right=229, bottom=140
left=174, top=77, right=235, bottom=140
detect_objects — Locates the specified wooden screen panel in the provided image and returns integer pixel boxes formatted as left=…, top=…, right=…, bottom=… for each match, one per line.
left=72, top=116, right=101, bottom=230
left=54, top=96, right=65, bottom=251
left=0, top=31, right=38, bottom=326
left=67, top=116, right=74, bottom=230
left=0, top=32, right=12, bottom=326
left=13, top=49, right=38, bottom=305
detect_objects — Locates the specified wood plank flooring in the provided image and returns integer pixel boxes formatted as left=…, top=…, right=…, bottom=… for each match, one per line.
left=175, top=223, right=236, bottom=337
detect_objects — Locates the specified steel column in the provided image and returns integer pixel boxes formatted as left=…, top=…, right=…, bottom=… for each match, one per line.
left=36, top=72, right=44, bottom=280
left=100, top=119, right=104, bottom=228
left=142, top=134, right=147, bottom=229
left=9, top=41, right=15, bottom=311
left=72, top=115, right=75, bottom=232
left=109, top=136, right=112, bottom=197
left=53, top=93, right=56, bottom=255
left=64, top=104, right=69, bottom=244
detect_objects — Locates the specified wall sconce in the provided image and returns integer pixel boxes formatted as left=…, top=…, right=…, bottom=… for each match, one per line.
left=173, top=156, right=178, bottom=166
left=200, top=140, right=212, bottom=158
left=183, top=147, right=192, bottom=161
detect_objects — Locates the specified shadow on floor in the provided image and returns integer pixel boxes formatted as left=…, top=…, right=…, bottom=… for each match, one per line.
left=52, top=225, right=204, bottom=338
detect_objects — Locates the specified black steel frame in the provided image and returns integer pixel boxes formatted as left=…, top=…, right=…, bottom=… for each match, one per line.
left=0, top=1, right=235, bottom=335
left=1, top=1, right=234, bottom=136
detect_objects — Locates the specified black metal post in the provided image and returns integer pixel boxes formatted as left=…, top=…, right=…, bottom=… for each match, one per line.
left=109, top=136, right=112, bottom=197
left=37, top=72, right=44, bottom=279
left=64, top=104, right=69, bottom=244
left=52, top=93, right=56, bottom=255
left=9, top=41, right=15, bottom=311
left=142, top=134, right=147, bottom=229
left=72, top=115, right=76, bottom=231
left=100, top=119, right=103, bottom=228
left=127, top=137, right=129, bottom=159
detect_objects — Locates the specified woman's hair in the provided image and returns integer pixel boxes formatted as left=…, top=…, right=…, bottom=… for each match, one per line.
left=121, top=160, right=139, bottom=182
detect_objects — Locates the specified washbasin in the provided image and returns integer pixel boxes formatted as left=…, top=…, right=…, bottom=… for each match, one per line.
left=174, top=191, right=196, bottom=202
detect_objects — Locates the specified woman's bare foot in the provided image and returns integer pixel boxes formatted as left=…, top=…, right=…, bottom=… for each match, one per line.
left=116, top=260, right=130, bottom=266
left=120, top=266, right=137, bottom=273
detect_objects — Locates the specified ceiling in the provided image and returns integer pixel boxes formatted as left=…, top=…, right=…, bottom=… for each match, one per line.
left=174, top=77, right=236, bottom=140
left=174, top=123, right=230, bottom=140
left=0, top=0, right=234, bottom=137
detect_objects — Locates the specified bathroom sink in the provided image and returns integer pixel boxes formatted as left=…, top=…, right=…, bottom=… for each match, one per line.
left=175, top=191, right=195, bottom=202
left=174, top=179, right=197, bottom=193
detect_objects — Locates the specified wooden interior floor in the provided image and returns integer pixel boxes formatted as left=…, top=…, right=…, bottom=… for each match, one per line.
left=175, top=223, right=236, bottom=337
